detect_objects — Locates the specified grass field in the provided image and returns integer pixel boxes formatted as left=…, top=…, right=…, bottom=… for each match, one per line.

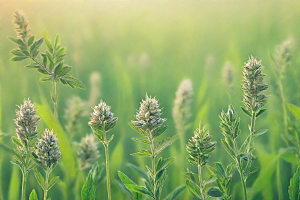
left=1, top=0, right=300, bottom=199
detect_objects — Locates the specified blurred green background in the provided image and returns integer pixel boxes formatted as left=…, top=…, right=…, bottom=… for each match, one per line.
left=1, top=0, right=300, bottom=199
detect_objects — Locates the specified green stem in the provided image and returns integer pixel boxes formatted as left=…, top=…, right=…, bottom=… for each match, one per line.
left=104, top=143, right=111, bottom=200
left=198, top=164, right=205, bottom=200
left=278, top=80, right=288, bottom=136
left=52, top=81, right=58, bottom=119
left=21, top=171, right=28, bottom=200
left=150, top=133, right=157, bottom=199
left=44, top=169, right=50, bottom=200
left=237, top=160, right=247, bottom=200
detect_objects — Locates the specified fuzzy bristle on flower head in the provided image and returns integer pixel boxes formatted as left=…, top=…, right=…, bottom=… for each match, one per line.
left=173, top=79, right=193, bottom=130
left=186, top=123, right=216, bottom=166
left=15, top=98, right=40, bottom=146
left=132, top=94, right=166, bottom=130
left=88, top=100, right=118, bottom=132
left=75, top=134, right=100, bottom=169
left=242, top=56, right=268, bottom=113
left=13, top=10, right=30, bottom=40
left=35, top=129, right=61, bottom=169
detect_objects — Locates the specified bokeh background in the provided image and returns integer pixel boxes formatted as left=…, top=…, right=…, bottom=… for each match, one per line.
left=1, top=0, right=300, bottom=199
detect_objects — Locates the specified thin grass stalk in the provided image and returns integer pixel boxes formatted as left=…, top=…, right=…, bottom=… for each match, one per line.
left=104, top=142, right=111, bottom=200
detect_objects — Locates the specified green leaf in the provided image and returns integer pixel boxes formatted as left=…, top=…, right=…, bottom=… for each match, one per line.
left=54, top=34, right=61, bottom=47
left=118, top=171, right=143, bottom=200
left=11, top=49, right=24, bottom=56
left=288, top=104, right=300, bottom=121
left=214, top=162, right=225, bottom=177
left=62, top=75, right=86, bottom=89
left=155, top=134, right=179, bottom=155
left=254, top=129, right=268, bottom=137
left=241, top=107, right=252, bottom=117
left=126, top=163, right=148, bottom=180
left=11, top=136, right=23, bottom=148
left=10, top=56, right=28, bottom=61
left=125, top=184, right=153, bottom=198
left=39, top=76, right=52, bottom=82
left=26, top=63, right=40, bottom=68
left=152, top=125, right=168, bottom=138
left=186, top=179, right=201, bottom=198
left=256, top=108, right=266, bottom=117
left=207, top=187, right=222, bottom=197
left=184, top=171, right=200, bottom=186
left=221, top=139, right=236, bottom=159
left=33, top=168, right=45, bottom=190
left=132, top=137, right=150, bottom=144
left=56, top=66, right=72, bottom=77
left=164, top=185, right=185, bottom=200
left=29, top=189, right=38, bottom=200
left=43, top=30, right=53, bottom=52
left=81, top=169, right=96, bottom=200
left=289, top=166, right=300, bottom=200
left=8, top=37, right=25, bottom=46
left=28, top=36, right=35, bottom=46
left=131, top=149, right=152, bottom=157
left=156, top=157, right=175, bottom=173
left=37, top=68, right=49, bottom=75
left=30, top=38, right=44, bottom=54
left=128, top=122, right=149, bottom=138
left=48, top=176, right=59, bottom=190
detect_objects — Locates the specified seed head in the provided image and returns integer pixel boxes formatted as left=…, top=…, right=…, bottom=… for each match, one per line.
left=222, top=61, right=235, bottom=90
left=15, top=98, right=40, bottom=146
left=173, top=79, right=193, bottom=131
left=186, top=123, right=216, bottom=166
left=13, top=10, right=30, bottom=40
left=272, top=38, right=293, bottom=76
left=64, top=96, right=86, bottom=134
left=75, top=134, right=100, bottom=169
left=35, top=129, right=61, bottom=169
left=132, top=94, right=166, bottom=131
left=242, top=56, right=268, bottom=113
left=88, top=100, right=118, bottom=132
left=219, top=105, right=241, bottom=140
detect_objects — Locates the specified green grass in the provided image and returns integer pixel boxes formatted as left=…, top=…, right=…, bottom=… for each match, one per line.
left=1, top=0, right=300, bottom=199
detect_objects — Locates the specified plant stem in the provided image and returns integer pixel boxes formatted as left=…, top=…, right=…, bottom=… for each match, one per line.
left=150, top=133, right=157, bottom=199
left=237, top=160, right=247, bottom=200
left=198, top=164, right=205, bottom=200
left=44, top=169, right=50, bottom=200
left=52, top=81, right=58, bottom=119
left=104, top=143, right=111, bottom=200
left=278, top=79, right=288, bottom=136
left=21, top=171, right=28, bottom=200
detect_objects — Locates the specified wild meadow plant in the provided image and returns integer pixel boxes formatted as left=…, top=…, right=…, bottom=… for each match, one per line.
left=218, top=56, right=268, bottom=200
left=11, top=99, right=40, bottom=200
left=222, top=61, right=236, bottom=100
left=118, top=94, right=184, bottom=200
left=88, top=100, right=118, bottom=200
left=9, top=10, right=85, bottom=119
left=270, top=39, right=293, bottom=199
left=172, top=79, right=193, bottom=184
left=185, top=123, right=219, bottom=199
left=32, top=129, right=61, bottom=200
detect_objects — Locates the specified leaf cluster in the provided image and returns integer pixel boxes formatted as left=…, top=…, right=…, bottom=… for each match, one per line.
left=118, top=122, right=180, bottom=199
left=9, top=11, right=85, bottom=90
left=207, top=163, right=234, bottom=200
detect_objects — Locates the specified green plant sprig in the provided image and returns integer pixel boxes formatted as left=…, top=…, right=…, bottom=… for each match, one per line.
left=118, top=95, right=181, bottom=200
left=11, top=99, right=40, bottom=200
left=207, top=162, right=234, bottom=200
left=88, top=100, right=118, bottom=200
left=185, top=123, right=219, bottom=200
left=32, top=129, right=61, bottom=200
left=9, top=10, right=85, bottom=119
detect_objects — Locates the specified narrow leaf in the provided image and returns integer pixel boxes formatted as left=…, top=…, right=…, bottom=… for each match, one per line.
left=33, top=168, right=45, bottom=190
